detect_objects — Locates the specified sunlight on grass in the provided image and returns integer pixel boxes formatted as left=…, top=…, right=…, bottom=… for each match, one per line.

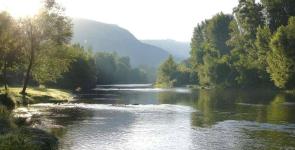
left=0, top=87, right=73, bottom=105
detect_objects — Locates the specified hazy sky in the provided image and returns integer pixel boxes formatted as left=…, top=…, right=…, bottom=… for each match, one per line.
left=0, top=0, right=238, bottom=42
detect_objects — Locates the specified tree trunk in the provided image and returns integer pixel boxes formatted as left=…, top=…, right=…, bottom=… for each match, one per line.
left=21, top=56, right=33, bottom=95
left=21, top=23, right=34, bottom=95
left=3, top=60, right=8, bottom=91
left=0, top=63, right=3, bottom=88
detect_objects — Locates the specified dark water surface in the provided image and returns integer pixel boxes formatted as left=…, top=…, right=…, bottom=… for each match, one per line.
left=14, top=85, right=295, bottom=150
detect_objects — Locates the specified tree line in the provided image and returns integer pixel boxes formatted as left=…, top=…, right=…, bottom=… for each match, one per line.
left=0, top=0, right=148, bottom=93
left=157, top=0, right=295, bottom=89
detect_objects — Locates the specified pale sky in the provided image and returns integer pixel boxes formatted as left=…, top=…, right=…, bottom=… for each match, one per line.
left=0, top=0, right=238, bottom=42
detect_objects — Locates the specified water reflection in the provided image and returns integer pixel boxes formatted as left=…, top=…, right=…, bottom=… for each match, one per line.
left=14, top=86, right=295, bottom=149
left=157, top=89, right=295, bottom=127
left=158, top=89, right=295, bottom=149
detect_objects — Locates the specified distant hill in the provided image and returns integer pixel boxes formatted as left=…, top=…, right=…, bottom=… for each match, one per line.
left=142, top=39, right=190, bottom=60
left=72, top=18, right=169, bottom=67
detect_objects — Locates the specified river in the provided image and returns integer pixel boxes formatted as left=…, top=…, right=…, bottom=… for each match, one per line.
left=14, top=84, right=295, bottom=150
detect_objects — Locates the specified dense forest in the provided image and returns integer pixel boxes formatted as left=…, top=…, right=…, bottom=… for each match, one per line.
left=0, top=0, right=149, bottom=93
left=157, top=0, right=295, bottom=90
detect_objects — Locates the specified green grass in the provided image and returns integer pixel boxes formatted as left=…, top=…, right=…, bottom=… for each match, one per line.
left=0, top=130, right=41, bottom=150
left=2, top=127, right=58, bottom=150
left=0, top=87, right=73, bottom=107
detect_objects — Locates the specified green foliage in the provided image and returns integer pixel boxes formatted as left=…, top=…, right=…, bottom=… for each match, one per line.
left=255, top=26, right=272, bottom=70
left=233, top=0, right=264, bottom=39
left=51, top=44, right=97, bottom=90
left=1, top=3, right=149, bottom=91
left=186, top=0, right=295, bottom=89
left=156, top=56, right=197, bottom=87
left=261, top=0, right=295, bottom=31
left=0, top=12, right=23, bottom=90
left=0, top=105, right=14, bottom=133
left=156, top=55, right=178, bottom=87
left=267, top=17, right=295, bottom=88
left=31, top=43, right=74, bottom=84
left=0, top=131, right=40, bottom=150
left=205, top=13, right=233, bottom=55
left=95, top=52, right=147, bottom=84
left=190, top=13, right=233, bottom=87
left=190, top=21, right=207, bottom=67
left=20, top=0, right=73, bottom=94
left=227, top=0, right=271, bottom=87
left=0, top=126, right=58, bottom=150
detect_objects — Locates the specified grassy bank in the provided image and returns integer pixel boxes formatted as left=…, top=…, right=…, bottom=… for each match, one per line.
left=0, top=87, right=73, bottom=150
left=0, top=87, right=73, bottom=108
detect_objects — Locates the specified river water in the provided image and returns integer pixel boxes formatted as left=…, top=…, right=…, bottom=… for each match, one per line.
left=14, top=84, right=295, bottom=150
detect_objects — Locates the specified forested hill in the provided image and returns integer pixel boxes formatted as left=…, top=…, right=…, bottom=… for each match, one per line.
left=142, top=39, right=190, bottom=60
left=72, top=18, right=169, bottom=67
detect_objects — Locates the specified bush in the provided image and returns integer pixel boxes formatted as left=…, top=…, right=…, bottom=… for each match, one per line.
left=0, top=94, right=15, bottom=109
left=0, top=131, right=40, bottom=150
left=0, top=128, right=58, bottom=150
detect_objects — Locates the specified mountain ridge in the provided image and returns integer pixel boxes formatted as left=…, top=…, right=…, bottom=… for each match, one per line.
left=72, top=18, right=169, bottom=67
left=142, top=39, right=190, bottom=60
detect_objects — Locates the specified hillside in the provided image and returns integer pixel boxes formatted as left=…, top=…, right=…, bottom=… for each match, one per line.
left=72, top=18, right=169, bottom=67
left=142, top=39, right=190, bottom=60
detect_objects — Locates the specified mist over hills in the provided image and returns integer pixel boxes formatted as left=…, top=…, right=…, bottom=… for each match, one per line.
left=72, top=18, right=169, bottom=67
left=142, top=39, right=190, bottom=60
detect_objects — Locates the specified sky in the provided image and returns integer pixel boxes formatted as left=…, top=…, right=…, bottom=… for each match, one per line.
left=0, top=0, right=238, bottom=42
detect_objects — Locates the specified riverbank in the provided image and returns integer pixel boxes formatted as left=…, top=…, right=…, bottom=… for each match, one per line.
left=0, top=87, right=73, bottom=108
left=0, top=87, right=73, bottom=150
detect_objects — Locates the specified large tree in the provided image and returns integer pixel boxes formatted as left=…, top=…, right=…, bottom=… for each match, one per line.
left=0, top=12, right=22, bottom=91
left=190, top=13, right=233, bottom=87
left=227, top=0, right=270, bottom=87
left=20, top=0, right=73, bottom=94
left=267, top=17, right=295, bottom=89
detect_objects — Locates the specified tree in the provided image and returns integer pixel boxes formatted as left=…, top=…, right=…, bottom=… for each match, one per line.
left=190, top=21, right=207, bottom=67
left=156, top=55, right=178, bottom=87
left=205, top=13, right=233, bottom=56
left=261, top=0, right=295, bottom=32
left=255, top=26, right=272, bottom=71
left=114, top=56, right=131, bottom=82
left=267, top=17, right=295, bottom=89
left=176, top=60, right=198, bottom=85
left=233, top=0, right=264, bottom=39
left=183, top=0, right=295, bottom=89
left=95, top=52, right=117, bottom=84
left=226, top=0, right=271, bottom=87
left=190, top=13, right=233, bottom=87
left=20, top=0, right=73, bottom=94
left=0, top=12, right=22, bottom=91
left=54, top=44, right=97, bottom=90
left=190, top=21, right=207, bottom=84
left=95, top=52, right=147, bottom=84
